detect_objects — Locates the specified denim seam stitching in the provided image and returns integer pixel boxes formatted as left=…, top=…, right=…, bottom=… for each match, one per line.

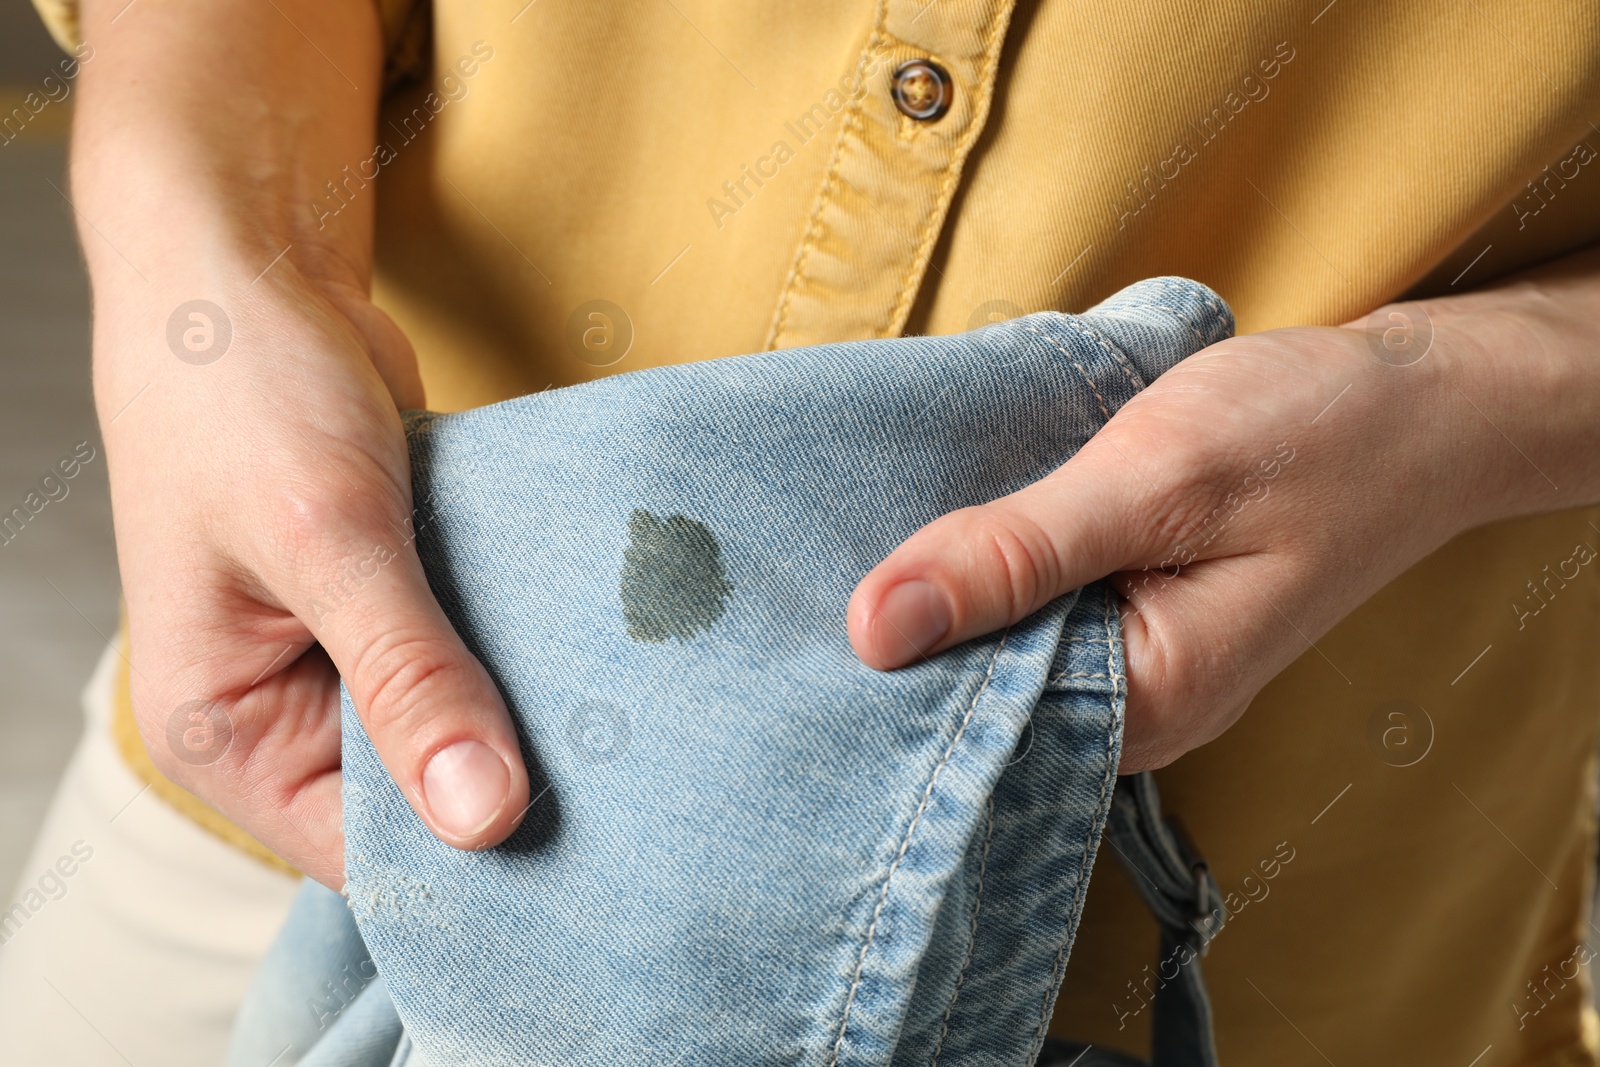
left=1194, top=289, right=1230, bottom=341
left=827, top=630, right=1011, bottom=1067
left=1190, top=289, right=1230, bottom=340
left=1154, top=305, right=1212, bottom=353
left=1029, top=587, right=1121, bottom=1059
left=1021, top=324, right=1111, bottom=422
left=1095, top=288, right=1226, bottom=352
left=1046, top=670, right=1120, bottom=683
left=1076, top=319, right=1145, bottom=395
left=927, top=793, right=995, bottom=1067
left=1147, top=284, right=1227, bottom=350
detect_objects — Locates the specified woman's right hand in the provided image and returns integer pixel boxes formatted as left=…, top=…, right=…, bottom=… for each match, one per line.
left=76, top=0, right=529, bottom=887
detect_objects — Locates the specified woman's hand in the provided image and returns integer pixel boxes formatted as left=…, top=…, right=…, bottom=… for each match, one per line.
left=77, top=0, right=528, bottom=887
left=99, top=268, right=529, bottom=887
left=850, top=253, right=1600, bottom=770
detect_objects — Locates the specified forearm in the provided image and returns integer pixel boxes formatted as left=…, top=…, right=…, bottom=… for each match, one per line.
left=64, top=0, right=516, bottom=886
left=1407, top=244, right=1600, bottom=532
left=72, top=0, right=384, bottom=327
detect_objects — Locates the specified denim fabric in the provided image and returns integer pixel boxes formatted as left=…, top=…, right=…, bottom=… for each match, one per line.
left=226, top=277, right=1233, bottom=1067
left=223, top=872, right=399, bottom=1067
left=1039, top=774, right=1227, bottom=1067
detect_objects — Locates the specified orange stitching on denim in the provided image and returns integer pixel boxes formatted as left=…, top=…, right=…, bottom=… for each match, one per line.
left=1078, top=318, right=1145, bottom=395
left=1046, top=669, right=1122, bottom=685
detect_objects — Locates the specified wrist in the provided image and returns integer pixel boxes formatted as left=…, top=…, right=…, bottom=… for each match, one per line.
left=88, top=257, right=370, bottom=419
left=72, top=153, right=371, bottom=315
left=1407, top=261, right=1600, bottom=531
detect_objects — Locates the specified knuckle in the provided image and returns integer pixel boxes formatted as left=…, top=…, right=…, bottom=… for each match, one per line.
left=131, top=684, right=218, bottom=785
left=140, top=723, right=190, bottom=783
left=265, top=485, right=345, bottom=562
left=1126, top=614, right=1244, bottom=762
left=263, top=477, right=407, bottom=565
left=954, top=505, right=1062, bottom=622
left=351, top=631, right=458, bottom=735
left=1139, top=449, right=1237, bottom=559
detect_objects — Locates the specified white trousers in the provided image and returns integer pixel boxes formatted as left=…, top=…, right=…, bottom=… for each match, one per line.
left=0, top=645, right=300, bottom=1066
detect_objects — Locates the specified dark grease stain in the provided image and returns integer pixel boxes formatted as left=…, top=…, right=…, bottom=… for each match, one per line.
left=619, top=509, right=734, bottom=643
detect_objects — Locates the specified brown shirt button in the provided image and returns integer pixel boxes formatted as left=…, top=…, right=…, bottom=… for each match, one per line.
left=891, top=59, right=953, bottom=122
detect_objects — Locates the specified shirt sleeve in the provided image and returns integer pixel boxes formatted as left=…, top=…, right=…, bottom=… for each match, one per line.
left=29, top=0, right=431, bottom=88
left=29, top=0, right=79, bottom=55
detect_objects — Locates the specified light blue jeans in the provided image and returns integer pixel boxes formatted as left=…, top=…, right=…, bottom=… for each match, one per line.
left=225, top=277, right=1235, bottom=1067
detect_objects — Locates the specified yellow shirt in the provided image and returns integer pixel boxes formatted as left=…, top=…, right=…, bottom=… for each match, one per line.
left=36, top=0, right=1600, bottom=1062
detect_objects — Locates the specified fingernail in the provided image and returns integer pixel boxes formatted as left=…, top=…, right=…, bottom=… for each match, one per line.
left=872, top=580, right=951, bottom=666
left=422, top=740, right=510, bottom=840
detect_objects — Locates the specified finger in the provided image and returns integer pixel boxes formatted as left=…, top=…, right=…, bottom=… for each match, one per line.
left=848, top=440, right=1175, bottom=670
left=1113, top=557, right=1251, bottom=773
left=128, top=615, right=352, bottom=887
left=289, top=525, right=531, bottom=851
left=224, top=650, right=347, bottom=886
left=200, top=647, right=350, bottom=886
left=1113, top=549, right=1317, bottom=772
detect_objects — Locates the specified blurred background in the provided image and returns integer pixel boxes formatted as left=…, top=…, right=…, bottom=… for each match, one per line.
left=0, top=4, right=120, bottom=897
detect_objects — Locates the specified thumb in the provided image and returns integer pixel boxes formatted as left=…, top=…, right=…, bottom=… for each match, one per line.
left=303, top=533, right=531, bottom=850
left=848, top=446, right=1159, bottom=670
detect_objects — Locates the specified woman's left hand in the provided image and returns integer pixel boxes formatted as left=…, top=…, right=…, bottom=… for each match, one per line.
left=848, top=254, right=1600, bottom=770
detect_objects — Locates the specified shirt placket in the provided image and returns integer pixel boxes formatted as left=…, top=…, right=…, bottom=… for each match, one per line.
left=765, top=0, right=1019, bottom=349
